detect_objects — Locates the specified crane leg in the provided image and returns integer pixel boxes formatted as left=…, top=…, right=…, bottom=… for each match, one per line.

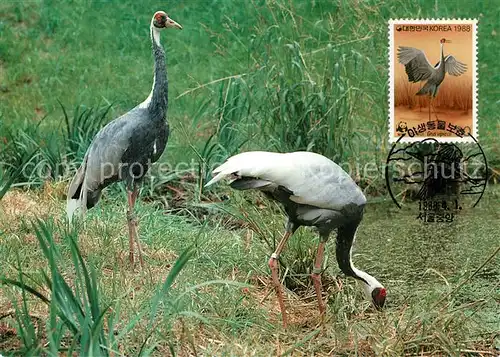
left=311, top=240, right=326, bottom=316
left=127, top=185, right=144, bottom=268
left=132, top=186, right=145, bottom=268
left=268, top=230, right=293, bottom=328
left=428, top=97, right=431, bottom=122
left=430, top=97, right=439, bottom=121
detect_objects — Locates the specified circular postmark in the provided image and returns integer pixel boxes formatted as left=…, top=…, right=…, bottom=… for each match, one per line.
left=385, top=133, right=488, bottom=222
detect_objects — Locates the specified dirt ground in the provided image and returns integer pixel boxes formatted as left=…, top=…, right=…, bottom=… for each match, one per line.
left=393, top=106, right=473, bottom=139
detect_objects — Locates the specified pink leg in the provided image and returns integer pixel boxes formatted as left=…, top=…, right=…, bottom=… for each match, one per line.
left=311, top=241, right=326, bottom=315
left=127, top=185, right=144, bottom=268
left=268, top=230, right=292, bottom=328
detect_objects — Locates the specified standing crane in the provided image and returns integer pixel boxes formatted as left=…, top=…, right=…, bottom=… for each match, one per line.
left=66, top=11, right=182, bottom=267
left=206, top=151, right=386, bottom=327
left=398, top=38, right=467, bottom=120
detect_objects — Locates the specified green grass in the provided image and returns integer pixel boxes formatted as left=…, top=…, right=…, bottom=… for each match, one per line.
left=2, top=0, right=498, bottom=164
left=1, top=185, right=499, bottom=355
left=1, top=0, right=499, bottom=355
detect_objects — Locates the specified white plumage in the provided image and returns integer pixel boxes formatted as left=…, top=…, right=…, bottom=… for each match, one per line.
left=206, top=151, right=366, bottom=210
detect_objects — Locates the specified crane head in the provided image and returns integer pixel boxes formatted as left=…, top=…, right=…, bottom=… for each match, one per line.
left=440, top=38, right=451, bottom=44
left=371, top=287, right=386, bottom=309
left=152, top=11, right=183, bottom=30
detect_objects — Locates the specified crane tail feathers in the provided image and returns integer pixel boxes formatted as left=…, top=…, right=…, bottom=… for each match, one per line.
left=416, top=82, right=436, bottom=97
left=66, top=157, right=89, bottom=225
left=205, top=151, right=279, bottom=188
left=204, top=171, right=228, bottom=187
left=66, top=198, right=82, bottom=224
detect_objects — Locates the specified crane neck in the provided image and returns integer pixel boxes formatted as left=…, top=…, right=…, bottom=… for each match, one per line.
left=336, top=222, right=384, bottom=297
left=440, top=43, right=445, bottom=64
left=139, top=23, right=168, bottom=122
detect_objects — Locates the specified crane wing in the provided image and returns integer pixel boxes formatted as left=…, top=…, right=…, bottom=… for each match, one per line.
left=76, top=107, right=150, bottom=192
left=206, top=151, right=366, bottom=211
left=444, top=55, right=467, bottom=76
left=397, top=46, right=435, bottom=82
left=84, top=119, right=133, bottom=190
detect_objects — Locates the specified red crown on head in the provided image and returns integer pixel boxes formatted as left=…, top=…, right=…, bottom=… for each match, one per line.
left=154, top=11, right=166, bottom=21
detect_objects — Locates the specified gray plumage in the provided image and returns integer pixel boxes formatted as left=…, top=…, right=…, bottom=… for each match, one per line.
left=398, top=42, right=467, bottom=97
left=67, top=11, right=182, bottom=267
left=67, top=15, right=173, bottom=219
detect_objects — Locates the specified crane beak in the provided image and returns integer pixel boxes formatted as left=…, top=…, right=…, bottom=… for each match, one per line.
left=166, top=17, right=183, bottom=30
left=446, top=40, right=452, bottom=43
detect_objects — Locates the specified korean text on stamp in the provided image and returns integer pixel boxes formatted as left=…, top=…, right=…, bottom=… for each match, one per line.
left=389, top=19, right=478, bottom=143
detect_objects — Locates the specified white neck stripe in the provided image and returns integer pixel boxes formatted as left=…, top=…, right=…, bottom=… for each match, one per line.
left=349, top=231, right=383, bottom=292
left=138, top=23, right=159, bottom=109
left=151, top=20, right=161, bottom=47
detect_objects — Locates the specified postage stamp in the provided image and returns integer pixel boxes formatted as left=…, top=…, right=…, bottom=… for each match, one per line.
left=388, top=19, right=478, bottom=143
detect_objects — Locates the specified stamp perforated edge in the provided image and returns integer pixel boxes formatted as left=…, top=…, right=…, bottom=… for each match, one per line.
left=388, top=19, right=478, bottom=144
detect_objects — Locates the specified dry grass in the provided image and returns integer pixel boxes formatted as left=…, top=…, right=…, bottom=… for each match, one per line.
left=0, top=191, right=44, bottom=225
left=0, top=182, right=67, bottom=231
left=395, top=77, right=473, bottom=112
left=1, top=186, right=499, bottom=356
